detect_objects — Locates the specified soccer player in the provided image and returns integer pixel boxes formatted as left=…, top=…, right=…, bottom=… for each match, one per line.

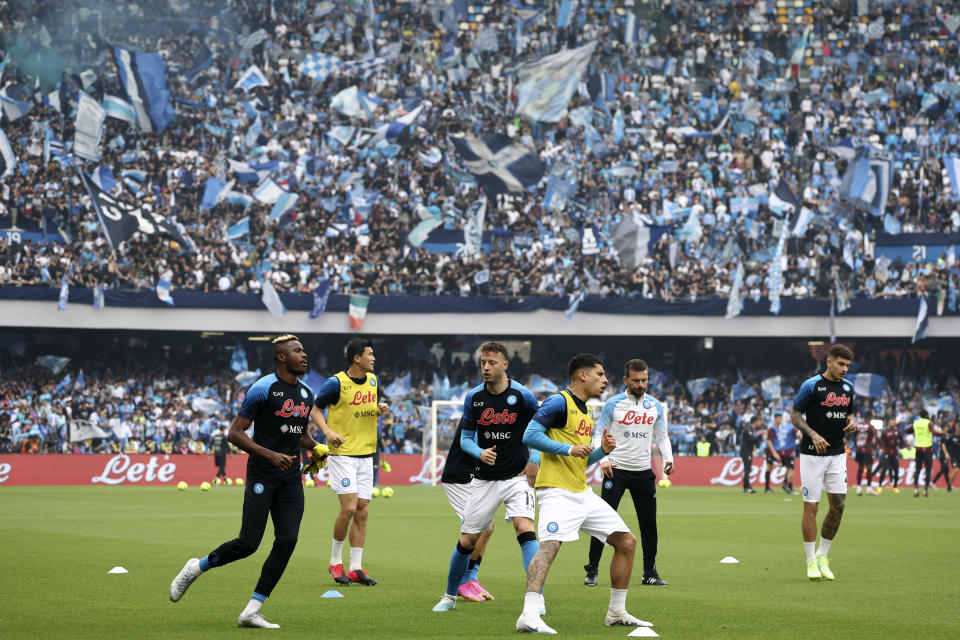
left=739, top=417, right=763, bottom=493
left=517, top=353, right=652, bottom=634
left=211, top=426, right=229, bottom=485
left=312, top=337, right=389, bottom=585
left=433, top=341, right=540, bottom=612
left=791, top=344, right=858, bottom=581
left=169, top=335, right=328, bottom=629
left=876, top=420, right=903, bottom=493
left=851, top=413, right=878, bottom=496
left=906, top=410, right=943, bottom=497
left=439, top=413, right=496, bottom=602
left=583, top=358, right=674, bottom=588
left=764, top=412, right=798, bottom=495
left=941, top=422, right=960, bottom=492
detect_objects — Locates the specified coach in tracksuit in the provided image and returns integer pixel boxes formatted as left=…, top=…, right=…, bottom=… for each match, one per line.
left=583, top=359, right=675, bottom=587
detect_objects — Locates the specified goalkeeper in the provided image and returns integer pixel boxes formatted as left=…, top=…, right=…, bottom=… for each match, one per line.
left=169, top=335, right=326, bottom=629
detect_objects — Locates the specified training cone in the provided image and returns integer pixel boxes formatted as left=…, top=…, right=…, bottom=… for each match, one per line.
left=628, top=628, right=659, bottom=637
left=108, top=567, right=128, bottom=574
left=321, top=590, right=344, bottom=598
left=719, top=556, right=739, bottom=564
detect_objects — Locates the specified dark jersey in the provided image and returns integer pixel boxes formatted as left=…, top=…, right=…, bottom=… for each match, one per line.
left=740, top=428, right=761, bottom=456
left=238, top=373, right=314, bottom=478
left=212, top=433, right=228, bottom=457
left=793, top=374, right=855, bottom=457
left=880, top=428, right=902, bottom=457
left=944, top=432, right=960, bottom=458
left=853, top=422, right=876, bottom=455
left=441, top=423, right=476, bottom=484
left=461, top=379, right=539, bottom=481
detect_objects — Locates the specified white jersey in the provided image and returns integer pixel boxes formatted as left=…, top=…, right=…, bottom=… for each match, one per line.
left=592, top=391, right=673, bottom=471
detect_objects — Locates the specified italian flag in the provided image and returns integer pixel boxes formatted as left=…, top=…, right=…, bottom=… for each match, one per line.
left=348, top=294, right=369, bottom=330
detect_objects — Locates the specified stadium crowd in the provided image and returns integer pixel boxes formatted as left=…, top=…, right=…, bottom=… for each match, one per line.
left=3, top=336, right=957, bottom=464
left=0, top=1, right=958, bottom=305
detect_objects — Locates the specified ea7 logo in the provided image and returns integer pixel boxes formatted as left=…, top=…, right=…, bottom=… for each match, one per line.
left=272, top=391, right=284, bottom=397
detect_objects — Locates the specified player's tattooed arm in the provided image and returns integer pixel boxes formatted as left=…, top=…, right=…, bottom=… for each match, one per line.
left=821, top=493, right=845, bottom=540
left=525, top=541, right=561, bottom=593
left=791, top=410, right=828, bottom=453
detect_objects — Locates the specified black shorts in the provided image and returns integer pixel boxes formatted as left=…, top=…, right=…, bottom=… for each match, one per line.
left=855, top=451, right=874, bottom=465
left=766, top=451, right=794, bottom=469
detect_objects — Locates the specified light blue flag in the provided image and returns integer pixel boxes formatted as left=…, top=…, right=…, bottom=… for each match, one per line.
left=767, top=221, right=789, bottom=315
left=944, top=155, right=960, bottom=201
left=566, top=288, right=586, bottom=319
left=761, top=376, right=782, bottom=400
left=36, top=355, right=71, bottom=375
left=234, top=65, right=269, bottom=92
left=234, top=369, right=261, bottom=387
left=230, top=341, right=248, bottom=373
left=58, top=278, right=69, bottom=311
left=156, top=279, right=175, bottom=306
left=200, top=177, right=226, bottom=210
left=269, top=190, right=298, bottom=221
left=261, top=279, right=286, bottom=318
left=686, top=378, right=717, bottom=403
left=912, top=297, right=928, bottom=343
left=527, top=374, right=559, bottom=393
left=851, top=373, right=886, bottom=398
left=92, top=285, right=105, bottom=309
left=74, top=369, right=85, bottom=390
left=245, top=115, right=263, bottom=147
left=103, top=94, right=136, bottom=125
left=228, top=218, right=249, bottom=239
left=516, top=41, right=597, bottom=122
left=725, top=261, right=745, bottom=319
left=55, top=373, right=72, bottom=394
left=384, top=374, right=412, bottom=398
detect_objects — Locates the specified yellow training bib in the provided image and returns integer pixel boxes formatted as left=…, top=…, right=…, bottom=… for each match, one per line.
left=535, top=390, right=594, bottom=493
left=326, top=371, right=379, bottom=456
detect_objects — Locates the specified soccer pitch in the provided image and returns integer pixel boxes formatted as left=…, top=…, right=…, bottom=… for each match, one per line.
left=2, top=485, right=957, bottom=639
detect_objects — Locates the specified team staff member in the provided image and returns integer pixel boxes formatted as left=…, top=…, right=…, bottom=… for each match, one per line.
left=169, top=335, right=329, bottom=629
left=791, top=344, right=858, bottom=581
left=211, top=426, right=229, bottom=484
left=764, top=412, right=799, bottom=494
left=739, top=417, right=763, bottom=493
left=312, top=337, right=390, bottom=586
left=906, top=410, right=943, bottom=497
left=583, top=359, right=674, bottom=588
left=517, top=354, right=652, bottom=634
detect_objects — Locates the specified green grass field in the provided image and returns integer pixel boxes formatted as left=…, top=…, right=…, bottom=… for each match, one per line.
left=2, top=484, right=957, bottom=639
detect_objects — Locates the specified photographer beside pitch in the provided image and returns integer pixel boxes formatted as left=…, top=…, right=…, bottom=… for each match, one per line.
left=168, top=335, right=331, bottom=629
left=790, top=344, right=858, bottom=581
left=583, top=358, right=674, bottom=588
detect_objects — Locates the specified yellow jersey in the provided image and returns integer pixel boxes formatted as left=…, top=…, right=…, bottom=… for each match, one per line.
left=912, top=418, right=933, bottom=448
left=321, top=371, right=380, bottom=456
left=535, top=390, right=594, bottom=493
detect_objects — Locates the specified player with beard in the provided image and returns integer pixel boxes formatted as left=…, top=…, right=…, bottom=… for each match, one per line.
left=433, top=341, right=540, bottom=612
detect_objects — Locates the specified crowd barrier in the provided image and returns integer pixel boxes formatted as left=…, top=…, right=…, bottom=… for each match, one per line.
left=0, top=454, right=948, bottom=488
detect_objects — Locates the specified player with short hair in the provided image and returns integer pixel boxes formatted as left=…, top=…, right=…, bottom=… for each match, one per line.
left=312, top=337, right=390, bottom=586
left=941, top=422, right=960, bottom=492
left=764, top=412, right=798, bottom=495
left=876, top=420, right=903, bottom=493
left=516, top=353, right=653, bottom=634
left=433, top=341, right=540, bottom=612
left=169, top=335, right=329, bottom=629
left=851, top=413, right=878, bottom=496
left=739, top=417, right=763, bottom=493
left=791, top=344, right=858, bottom=581
left=906, top=410, right=943, bottom=497
left=211, top=426, right=229, bottom=484
left=583, top=358, right=674, bottom=588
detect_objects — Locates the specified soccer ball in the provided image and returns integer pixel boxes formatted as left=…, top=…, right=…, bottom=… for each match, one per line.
left=226, top=478, right=234, bottom=486
left=213, top=477, right=222, bottom=486
left=177, top=481, right=188, bottom=491
left=658, top=478, right=671, bottom=488
left=200, top=482, right=211, bottom=491
left=371, top=487, right=381, bottom=498
left=875, top=487, right=882, bottom=494
left=235, top=478, right=244, bottom=486
left=304, top=478, right=315, bottom=488
left=381, top=487, right=394, bottom=498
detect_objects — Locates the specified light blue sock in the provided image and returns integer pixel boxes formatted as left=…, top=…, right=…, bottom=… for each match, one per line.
left=446, top=543, right=472, bottom=597
left=251, top=592, right=267, bottom=603
left=198, top=555, right=213, bottom=572
left=521, top=540, right=539, bottom=572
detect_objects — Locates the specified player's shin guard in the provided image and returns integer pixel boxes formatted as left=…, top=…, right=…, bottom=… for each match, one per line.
left=518, top=531, right=538, bottom=572
left=445, top=542, right=473, bottom=597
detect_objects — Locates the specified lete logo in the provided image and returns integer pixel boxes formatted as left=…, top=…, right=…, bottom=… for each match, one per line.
left=91, top=455, right=177, bottom=485
left=0, top=462, right=10, bottom=483
left=710, top=458, right=786, bottom=486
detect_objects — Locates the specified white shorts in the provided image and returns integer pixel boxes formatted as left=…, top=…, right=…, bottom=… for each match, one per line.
left=536, top=487, right=629, bottom=544
left=462, top=476, right=536, bottom=534
left=799, top=454, right=847, bottom=502
left=327, top=455, right=374, bottom=500
left=443, top=482, right=473, bottom=520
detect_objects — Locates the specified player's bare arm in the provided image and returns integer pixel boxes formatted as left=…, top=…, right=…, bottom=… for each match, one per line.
left=821, top=493, right=845, bottom=539
left=791, top=409, right=828, bottom=453
left=309, top=405, right=344, bottom=446
left=525, top=540, right=561, bottom=593
left=227, top=415, right=294, bottom=470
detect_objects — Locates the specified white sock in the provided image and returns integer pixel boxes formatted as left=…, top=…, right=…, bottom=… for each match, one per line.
left=330, top=539, right=344, bottom=566
left=349, top=547, right=363, bottom=571
left=241, top=598, right=262, bottom=616
left=816, top=537, right=832, bottom=557
left=608, top=588, right=627, bottom=613
left=523, top=592, right=544, bottom=616
left=804, top=541, right=816, bottom=562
